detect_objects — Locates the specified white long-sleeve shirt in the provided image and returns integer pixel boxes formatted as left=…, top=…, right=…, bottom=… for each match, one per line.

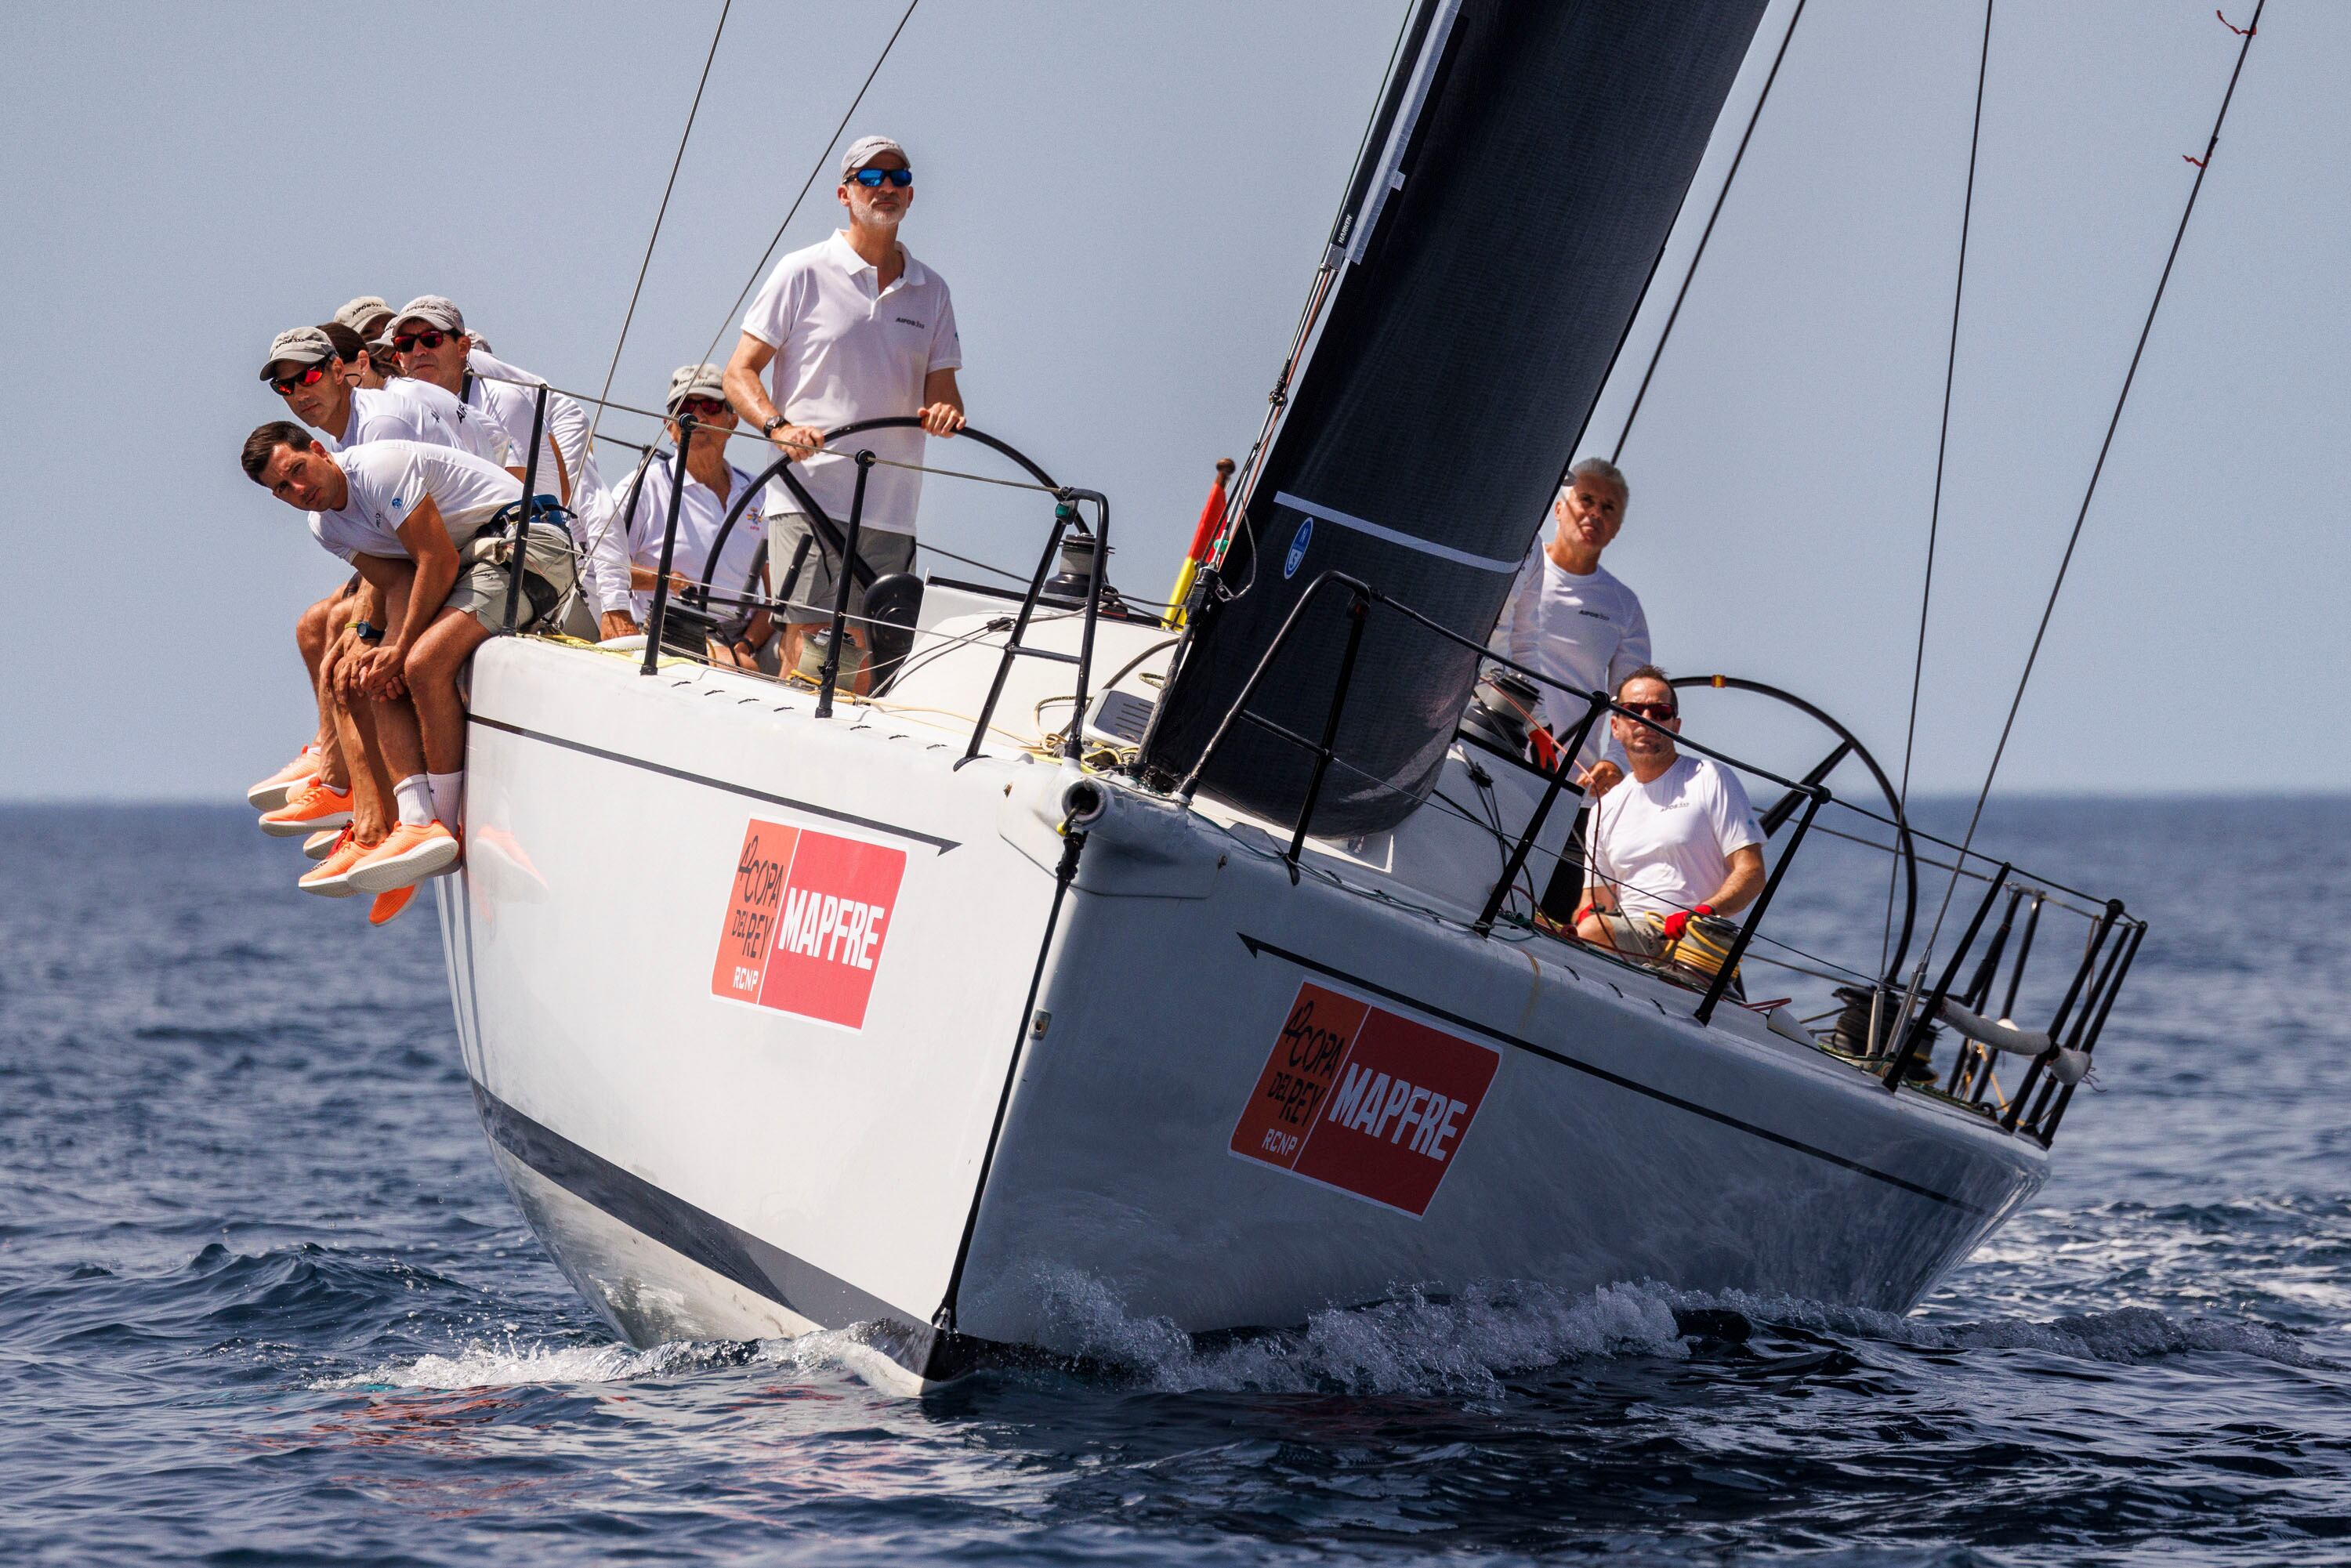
left=611, top=457, right=767, bottom=625
left=466, top=348, right=630, bottom=614
left=1491, top=545, right=1651, bottom=770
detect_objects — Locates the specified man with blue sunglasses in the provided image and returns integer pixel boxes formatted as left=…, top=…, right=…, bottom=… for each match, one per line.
left=725, top=134, right=965, bottom=681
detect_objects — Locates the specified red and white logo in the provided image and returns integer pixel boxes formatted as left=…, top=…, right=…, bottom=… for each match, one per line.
left=1230, top=980, right=1502, bottom=1216
left=711, top=818, right=906, bottom=1030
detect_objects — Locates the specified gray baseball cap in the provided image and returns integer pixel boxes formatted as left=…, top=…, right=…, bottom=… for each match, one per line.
left=333, top=295, right=391, bottom=333
left=393, top=295, right=465, bottom=333
left=839, top=135, right=907, bottom=181
left=666, top=362, right=728, bottom=415
left=259, top=325, right=337, bottom=380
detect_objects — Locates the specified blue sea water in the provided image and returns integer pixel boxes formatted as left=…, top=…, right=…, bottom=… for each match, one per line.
left=3, top=798, right=2348, bottom=1565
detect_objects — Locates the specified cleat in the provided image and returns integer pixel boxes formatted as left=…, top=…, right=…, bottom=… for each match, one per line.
left=302, top=827, right=343, bottom=860
left=347, top=821, right=461, bottom=893
left=368, top=885, right=418, bottom=926
left=247, top=748, right=321, bottom=811
left=299, top=831, right=369, bottom=898
left=259, top=781, right=353, bottom=837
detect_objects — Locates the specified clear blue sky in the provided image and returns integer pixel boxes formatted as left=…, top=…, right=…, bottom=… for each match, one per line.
left=2, top=0, right=2340, bottom=800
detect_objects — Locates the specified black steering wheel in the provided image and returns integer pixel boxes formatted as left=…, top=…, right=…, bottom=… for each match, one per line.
left=1667, top=674, right=1919, bottom=987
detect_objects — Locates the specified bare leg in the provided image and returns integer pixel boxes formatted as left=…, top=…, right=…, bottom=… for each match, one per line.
left=321, top=639, right=392, bottom=844
left=404, top=608, right=494, bottom=775
left=298, top=592, right=350, bottom=789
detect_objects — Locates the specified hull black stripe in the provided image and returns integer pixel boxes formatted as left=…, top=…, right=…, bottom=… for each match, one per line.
left=470, top=1079, right=989, bottom=1382
left=469, top=713, right=961, bottom=853
left=1238, top=934, right=1991, bottom=1216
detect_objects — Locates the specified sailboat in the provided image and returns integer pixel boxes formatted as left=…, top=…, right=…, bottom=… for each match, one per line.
left=437, top=0, right=2143, bottom=1392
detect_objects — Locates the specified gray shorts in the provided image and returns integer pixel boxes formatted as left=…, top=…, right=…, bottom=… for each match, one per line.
left=446, top=523, right=581, bottom=635
left=769, top=512, right=915, bottom=626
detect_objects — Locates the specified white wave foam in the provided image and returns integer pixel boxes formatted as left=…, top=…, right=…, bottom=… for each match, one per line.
left=1020, top=1269, right=1688, bottom=1397
left=321, top=1334, right=769, bottom=1392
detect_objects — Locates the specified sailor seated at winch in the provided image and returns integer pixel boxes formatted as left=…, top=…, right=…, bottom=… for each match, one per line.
left=606, top=364, right=773, bottom=668
left=241, top=425, right=580, bottom=899
left=1575, top=666, right=1765, bottom=963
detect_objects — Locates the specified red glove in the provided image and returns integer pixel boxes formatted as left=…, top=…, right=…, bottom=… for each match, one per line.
left=1528, top=726, right=1560, bottom=772
left=1661, top=904, right=1712, bottom=942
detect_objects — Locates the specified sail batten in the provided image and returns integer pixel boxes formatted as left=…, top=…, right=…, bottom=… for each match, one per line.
left=1143, top=0, right=1773, bottom=835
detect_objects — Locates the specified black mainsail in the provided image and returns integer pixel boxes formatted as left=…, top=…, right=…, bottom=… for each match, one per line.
left=1141, top=0, right=1772, bottom=835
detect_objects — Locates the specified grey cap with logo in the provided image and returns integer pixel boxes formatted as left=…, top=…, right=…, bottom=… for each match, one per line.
left=258, top=325, right=337, bottom=380
left=393, top=295, right=465, bottom=333
left=839, top=135, right=906, bottom=181
left=666, top=363, right=728, bottom=415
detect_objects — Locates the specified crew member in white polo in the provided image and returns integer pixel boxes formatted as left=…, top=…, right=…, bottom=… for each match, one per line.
left=1578, top=666, right=1765, bottom=958
left=242, top=426, right=578, bottom=907
left=258, top=324, right=490, bottom=868
left=723, top=134, right=964, bottom=677
left=386, top=296, right=541, bottom=488
left=608, top=364, right=774, bottom=668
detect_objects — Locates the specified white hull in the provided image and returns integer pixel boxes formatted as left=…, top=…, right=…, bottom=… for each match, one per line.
left=438, top=628, right=2045, bottom=1388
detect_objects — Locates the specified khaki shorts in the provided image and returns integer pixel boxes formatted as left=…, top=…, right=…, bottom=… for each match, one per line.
left=1597, top=911, right=1671, bottom=959
left=770, top=512, right=915, bottom=626
left=445, top=523, right=581, bottom=635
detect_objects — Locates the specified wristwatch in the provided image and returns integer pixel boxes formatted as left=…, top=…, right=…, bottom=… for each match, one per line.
left=761, top=414, right=788, bottom=437
left=351, top=621, right=384, bottom=643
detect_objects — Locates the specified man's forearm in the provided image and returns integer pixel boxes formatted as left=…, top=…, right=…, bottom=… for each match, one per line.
left=724, top=364, right=778, bottom=430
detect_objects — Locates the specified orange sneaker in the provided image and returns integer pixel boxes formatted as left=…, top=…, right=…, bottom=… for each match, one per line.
left=259, top=780, right=353, bottom=838
left=247, top=747, right=321, bottom=811
left=298, top=830, right=370, bottom=897
left=302, top=827, right=343, bottom=860
left=347, top=821, right=461, bottom=893
left=367, top=885, right=419, bottom=925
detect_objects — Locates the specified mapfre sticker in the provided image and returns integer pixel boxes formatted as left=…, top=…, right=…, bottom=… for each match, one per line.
left=1230, top=980, right=1501, bottom=1216
left=711, top=818, right=906, bottom=1029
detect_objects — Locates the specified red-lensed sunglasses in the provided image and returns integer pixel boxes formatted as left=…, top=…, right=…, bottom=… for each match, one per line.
left=1619, top=701, right=1679, bottom=722
left=270, top=363, right=329, bottom=396
left=392, top=328, right=458, bottom=353
left=674, top=396, right=730, bottom=421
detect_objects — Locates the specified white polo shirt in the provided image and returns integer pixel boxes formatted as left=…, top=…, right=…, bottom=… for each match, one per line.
left=307, top=440, right=523, bottom=565
left=1493, top=546, right=1650, bottom=770
left=317, top=386, right=469, bottom=456
left=741, top=230, right=962, bottom=534
left=382, top=375, right=505, bottom=465
left=613, top=457, right=767, bottom=621
left=1587, top=753, right=1763, bottom=921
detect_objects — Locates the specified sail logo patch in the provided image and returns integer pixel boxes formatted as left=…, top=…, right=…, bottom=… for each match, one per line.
left=711, top=817, right=906, bottom=1030
left=1284, top=516, right=1313, bottom=578
left=1230, top=980, right=1501, bottom=1216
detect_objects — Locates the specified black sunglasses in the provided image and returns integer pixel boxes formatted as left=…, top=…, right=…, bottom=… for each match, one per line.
left=849, top=167, right=913, bottom=188
left=674, top=396, right=730, bottom=420
left=269, top=363, right=329, bottom=396
left=1620, top=701, right=1679, bottom=722
left=392, top=328, right=458, bottom=353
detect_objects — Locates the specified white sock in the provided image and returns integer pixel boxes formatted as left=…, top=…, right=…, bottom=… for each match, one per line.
left=428, top=770, right=465, bottom=828
left=393, top=775, right=434, bottom=828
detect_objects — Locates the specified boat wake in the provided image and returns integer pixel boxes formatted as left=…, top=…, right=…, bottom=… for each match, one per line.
left=320, top=1270, right=2333, bottom=1400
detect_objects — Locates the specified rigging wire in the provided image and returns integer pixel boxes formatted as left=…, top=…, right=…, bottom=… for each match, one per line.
left=1882, top=0, right=1994, bottom=979
left=695, top=0, right=922, bottom=371
left=1919, top=0, right=2265, bottom=965
left=1609, top=0, right=1809, bottom=462
left=581, top=0, right=731, bottom=463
